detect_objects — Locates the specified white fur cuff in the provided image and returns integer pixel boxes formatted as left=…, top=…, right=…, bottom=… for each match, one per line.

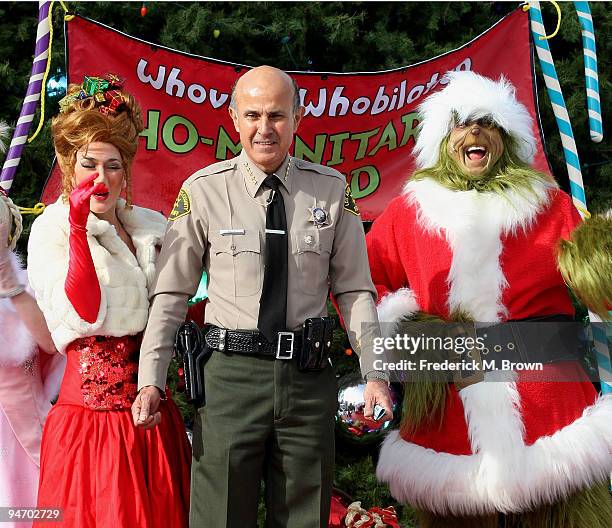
left=377, top=288, right=420, bottom=323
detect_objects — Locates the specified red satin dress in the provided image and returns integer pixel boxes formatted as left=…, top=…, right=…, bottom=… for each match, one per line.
left=36, top=335, right=191, bottom=527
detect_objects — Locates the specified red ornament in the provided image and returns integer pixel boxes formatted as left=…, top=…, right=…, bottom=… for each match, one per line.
left=140, top=3, right=147, bottom=17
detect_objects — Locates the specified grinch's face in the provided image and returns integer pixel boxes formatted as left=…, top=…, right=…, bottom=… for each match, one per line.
left=447, top=117, right=504, bottom=179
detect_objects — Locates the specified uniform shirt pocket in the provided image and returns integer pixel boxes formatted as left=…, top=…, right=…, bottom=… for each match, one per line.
left=210, top=232, right=262, bottom=297
left=294, top=229, right=333, bottom=295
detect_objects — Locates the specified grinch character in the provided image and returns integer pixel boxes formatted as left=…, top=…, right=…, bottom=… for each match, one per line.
left=367, top=71, right=611, bottom=528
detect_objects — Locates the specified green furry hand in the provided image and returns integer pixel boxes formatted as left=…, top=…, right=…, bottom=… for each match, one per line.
left=558, top=213, right=612, bottom=320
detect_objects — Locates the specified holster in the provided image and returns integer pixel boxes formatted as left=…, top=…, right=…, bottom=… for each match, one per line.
left=174, top=321, right=212, bottom=406
left=299, top=316, right=335, bottom=372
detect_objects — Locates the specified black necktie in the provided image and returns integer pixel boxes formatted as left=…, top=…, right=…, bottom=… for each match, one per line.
left=257, top=175, right=288, bottom=342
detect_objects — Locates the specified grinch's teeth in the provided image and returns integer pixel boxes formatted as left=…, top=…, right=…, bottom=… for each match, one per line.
left=466, top=146, right=487, bottom=161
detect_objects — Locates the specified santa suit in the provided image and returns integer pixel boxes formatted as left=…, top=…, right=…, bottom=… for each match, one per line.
left=369, top=177, right=612, bottom=516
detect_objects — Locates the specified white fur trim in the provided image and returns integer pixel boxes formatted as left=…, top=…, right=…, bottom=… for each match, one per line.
left=377, top=385, right=612, bottom=515
left=0, top=253, right=37, bottom=366
left=403, top=178, right=556, bottom=321
left=414, top=71, right=537, bottom=169
left=377, top=288, right=420, bottom=323
left=377, top=288, right=420, bottom=337
left=115, top=200, right=166, bottom=289
left=27, top=198, right=166, bottom=354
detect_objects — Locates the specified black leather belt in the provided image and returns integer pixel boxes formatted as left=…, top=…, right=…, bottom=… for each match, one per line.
left=204, top=326, right=303, bottom=360
left=450, top=315, right=587, bottom=389
left=479, top=315, right=583, bottom=365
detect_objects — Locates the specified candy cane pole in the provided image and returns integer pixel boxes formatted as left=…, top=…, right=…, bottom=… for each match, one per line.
left=574, top=2, right=603, bottom=143
left=0, top=1, right=51, bottom=194
left=529, top=2, right=586, bottom=214
left=529, top=1, right=611, bottom=394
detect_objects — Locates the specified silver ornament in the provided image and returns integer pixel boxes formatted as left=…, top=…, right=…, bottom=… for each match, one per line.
left=335, top=372, right=401, bottom=445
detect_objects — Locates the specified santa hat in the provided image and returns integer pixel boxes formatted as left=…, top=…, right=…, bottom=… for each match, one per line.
left=413, top=71, right=537, bottom=169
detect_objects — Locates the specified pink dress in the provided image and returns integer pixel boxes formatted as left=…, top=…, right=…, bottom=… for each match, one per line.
left=0, top=362, right=45, bottom=528
left=0, top=260, right=64, bottom=528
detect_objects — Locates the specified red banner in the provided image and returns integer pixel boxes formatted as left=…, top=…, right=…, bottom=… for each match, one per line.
left=43, top=7, right=549, bottom=220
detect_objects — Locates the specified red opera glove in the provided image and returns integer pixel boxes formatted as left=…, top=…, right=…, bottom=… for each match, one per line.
left=65, top=173, right=106, bottom=323
left=69, top=173, right=105, bottom=228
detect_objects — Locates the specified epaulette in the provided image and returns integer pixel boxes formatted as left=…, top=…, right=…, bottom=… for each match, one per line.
left=169, top=159, right=238, bottom=221
left=185, top=158, right=237, bottom=185
left=293, top=158, right=346, bottom=183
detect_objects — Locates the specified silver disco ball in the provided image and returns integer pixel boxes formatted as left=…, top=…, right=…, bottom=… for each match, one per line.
left=335, top=372, right=401, bottom=445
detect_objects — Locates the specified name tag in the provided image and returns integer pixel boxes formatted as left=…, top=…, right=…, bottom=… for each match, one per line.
left=219, top=229, right=245, bottom=236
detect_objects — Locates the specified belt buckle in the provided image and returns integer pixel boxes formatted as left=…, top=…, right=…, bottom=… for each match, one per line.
left=276, top=332, right=294, bottom=360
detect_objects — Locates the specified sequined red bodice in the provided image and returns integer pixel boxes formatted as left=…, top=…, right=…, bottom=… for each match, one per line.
left=58, top=335, right=141, bottom=410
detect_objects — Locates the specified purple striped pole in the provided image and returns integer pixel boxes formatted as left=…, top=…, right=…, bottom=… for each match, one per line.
left=0, top=1, right=51, bottom=194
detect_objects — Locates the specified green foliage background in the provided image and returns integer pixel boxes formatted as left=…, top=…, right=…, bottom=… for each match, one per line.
left=1, top=2, right=610, bottom=526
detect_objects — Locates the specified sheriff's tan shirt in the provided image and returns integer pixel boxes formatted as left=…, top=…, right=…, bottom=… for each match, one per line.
left=138, top=150, right=380, bottom=390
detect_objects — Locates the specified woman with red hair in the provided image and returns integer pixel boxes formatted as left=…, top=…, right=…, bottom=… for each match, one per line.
left=27, top=77, right=190, bottom=527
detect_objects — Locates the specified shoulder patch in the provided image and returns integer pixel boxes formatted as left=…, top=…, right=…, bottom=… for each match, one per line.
left=344, top=184, right=360, bottom=216
left=169, top=188, right=191, bottom=221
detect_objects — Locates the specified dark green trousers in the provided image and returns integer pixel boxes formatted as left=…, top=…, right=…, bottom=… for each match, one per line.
left=190, top=350, right=337, bottom=528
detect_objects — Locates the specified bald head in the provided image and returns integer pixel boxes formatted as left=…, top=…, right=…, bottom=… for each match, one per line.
left=228, top=65, right=305, bottom=173
left=230, top=66, right=301, bottom=115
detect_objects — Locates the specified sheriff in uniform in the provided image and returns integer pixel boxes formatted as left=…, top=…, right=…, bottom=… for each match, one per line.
left=133, top=66, right=392, bottom=528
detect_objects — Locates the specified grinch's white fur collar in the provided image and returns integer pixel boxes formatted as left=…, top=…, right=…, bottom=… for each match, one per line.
left=402, top=178, right=556, bottom=321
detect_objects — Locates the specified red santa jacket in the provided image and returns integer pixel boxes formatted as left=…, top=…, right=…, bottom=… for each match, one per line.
left=368, top=177, right=612, bottom=516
